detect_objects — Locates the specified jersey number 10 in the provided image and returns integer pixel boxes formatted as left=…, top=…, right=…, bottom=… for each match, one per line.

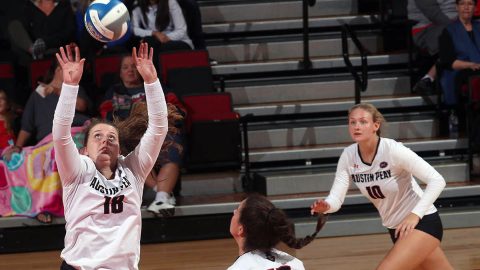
left=366, top=185, right=385, bottom=199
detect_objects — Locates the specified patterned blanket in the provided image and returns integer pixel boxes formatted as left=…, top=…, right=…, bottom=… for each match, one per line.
left=0, top=127, right=84, bottom=217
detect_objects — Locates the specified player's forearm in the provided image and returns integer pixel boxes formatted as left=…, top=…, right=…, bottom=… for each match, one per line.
left=53, top=83, right=83, bottom=185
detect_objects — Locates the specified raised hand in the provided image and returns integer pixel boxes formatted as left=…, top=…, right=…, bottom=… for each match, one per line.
left=55, top=45, right=85, bottom=86
left=132, top=42, right=157, bottom=84
left=310, top=199, right=330, bottom=215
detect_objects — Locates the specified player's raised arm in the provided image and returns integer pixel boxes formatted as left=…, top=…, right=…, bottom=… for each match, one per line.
left=52, top=45, right=86, bottom=186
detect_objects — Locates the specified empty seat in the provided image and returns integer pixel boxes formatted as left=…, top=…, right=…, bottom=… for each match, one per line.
left=182, top=92, right=241, bottom=170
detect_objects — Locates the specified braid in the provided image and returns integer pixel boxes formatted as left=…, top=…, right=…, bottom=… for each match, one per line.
left=241, top=194, right=316, bottom=252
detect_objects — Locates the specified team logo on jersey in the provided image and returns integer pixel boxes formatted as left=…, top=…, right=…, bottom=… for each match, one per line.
left=380, top=161, right=388, bottom=168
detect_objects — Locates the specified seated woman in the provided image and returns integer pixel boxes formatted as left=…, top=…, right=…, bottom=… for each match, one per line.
left=100, top=54, right=186, bottom=217
left=131, top=0, right=193, bottom=67
left=229, top=194, right=318, bottom=270
left=439, top=0, right=480, bottom=128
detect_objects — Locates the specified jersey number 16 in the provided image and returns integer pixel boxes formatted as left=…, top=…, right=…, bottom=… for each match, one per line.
left=104, top=195, right=125, bottom=214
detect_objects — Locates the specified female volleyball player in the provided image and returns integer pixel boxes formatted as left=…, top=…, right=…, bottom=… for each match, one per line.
left=229, top=193, right=325, bottom=270
left=52, top=43, right=167, bottom=270
left=310, top=103, right=453, bottom=270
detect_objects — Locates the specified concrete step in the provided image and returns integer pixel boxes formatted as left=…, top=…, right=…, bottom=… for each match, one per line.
left=2, top=184, right=478, bottom=228
left=228, top=76, right=410, bottom=106
left=208, top=35, right=381, bottom=64
left=259, top=160, right=469, bottom=195
left=212, top=53, right=408, bottom=76
left=247, top=138, right=468, bottom=163
left=234, top=93, right=435, bottom=117
left=180, top=170, right=242, bottom=196
left=294, top=206, right=480, bottom=238
left=246, top=115, right=437, bottom=149
left=203, top=14, right=378, bottom=35
left=200, top=0, right=358, bottom=24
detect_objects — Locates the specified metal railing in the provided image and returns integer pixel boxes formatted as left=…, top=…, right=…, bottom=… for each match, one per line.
left=341, top=23, right=368, bottom=104
left=299, top=0, right=316, bottom=69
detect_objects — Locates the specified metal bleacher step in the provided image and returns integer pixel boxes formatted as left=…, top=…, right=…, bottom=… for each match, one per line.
left=257, top=160, right=470, bottom=196
left=203, top=14, right=378, bottom=35
left=294, top=205, right=480, bottom=238
left=180, top=170, right=243, bottom=196
left=234, top=93, right=435, bottom=117
left=212, top=53, right=407, bottom=76
left=246, top=113, right=438, bottom=148
left=207, top=33, right=382, bottom=64
left=227, top=75, right=410, bottom=106
left=247, top=137, right=468, bottom=163
left=200, top=0, right=358, bottom=25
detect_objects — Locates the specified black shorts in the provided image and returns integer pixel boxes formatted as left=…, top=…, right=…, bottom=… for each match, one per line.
left=388, top=212, right=443, bottom=243
left=60, top=261, right=76, bottom=270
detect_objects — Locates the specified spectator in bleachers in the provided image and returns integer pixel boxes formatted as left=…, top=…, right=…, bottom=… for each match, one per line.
left=439, top=0, right=480, bottom=106
left=311, top=103, right=453, bottom=270
left=0, top=89, right=17, bottom=151
left=131, top=0, right=193, bottom=66
left=177, top=0, right=206, bottom=50
left=100, top=55, right=145, bottom=120
left=7, top=0, right=76, bottom=66
left=100, top=54, right=186, bottom=216
left=408, top=0, right=457, bottom=94
left=228, top=194, right=316, bottom=270
left=2, top=59, right=90, bottom=163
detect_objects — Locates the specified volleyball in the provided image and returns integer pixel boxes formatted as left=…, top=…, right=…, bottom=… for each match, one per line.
left=84, top=0, right=130, bottom=42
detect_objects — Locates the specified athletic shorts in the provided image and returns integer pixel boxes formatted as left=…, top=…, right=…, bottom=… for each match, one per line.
left=60, top=261, right=76, bottom=270
left=388, top=211, right=443, bottom=243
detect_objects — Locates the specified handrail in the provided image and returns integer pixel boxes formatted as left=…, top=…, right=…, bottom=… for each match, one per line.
left=341, top=23, right=368, bottom=104
left=299, top=0, right=316, bottom=69
left=240, top=114, right=253, bottom=191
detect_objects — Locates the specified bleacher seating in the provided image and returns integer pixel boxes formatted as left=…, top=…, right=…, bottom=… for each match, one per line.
left=159, top=50, right=214, bottom=96
left=29, top=58, right=53, bottom=90
left=182, top=92, right=241, bottom=170
left=0, top=61, right=14, bottom=95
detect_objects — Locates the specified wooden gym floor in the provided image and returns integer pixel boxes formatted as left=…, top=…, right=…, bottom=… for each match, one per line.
left=0, top=226, right=478, bottom=269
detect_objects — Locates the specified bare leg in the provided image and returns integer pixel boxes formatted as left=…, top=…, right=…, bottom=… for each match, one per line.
left=376, top=229, right=452, bottom=270
left=417, top=246, right=453, bottom=270
left=155, top=162, right=180, bottom=194
left=147, top=163, right=180, bottom=216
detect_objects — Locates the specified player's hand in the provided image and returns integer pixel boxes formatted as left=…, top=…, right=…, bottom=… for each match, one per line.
left=55, top=45, right=85, bottom=86
left=132, top=42, right=157, bottom=84
left=395, top=213, right=420, bottom=240
left=310, top=199, right=330, bottom=215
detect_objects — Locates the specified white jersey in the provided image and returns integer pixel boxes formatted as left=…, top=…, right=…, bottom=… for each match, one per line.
left=228, top=249, right=305, bottom=270
left=325, top=138, right=445, bottom=229
left=53, top=81, right=168, bottom=270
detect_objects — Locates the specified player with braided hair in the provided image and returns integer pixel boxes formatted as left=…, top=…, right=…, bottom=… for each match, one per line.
left=229, top=194, right=325, bottom=270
